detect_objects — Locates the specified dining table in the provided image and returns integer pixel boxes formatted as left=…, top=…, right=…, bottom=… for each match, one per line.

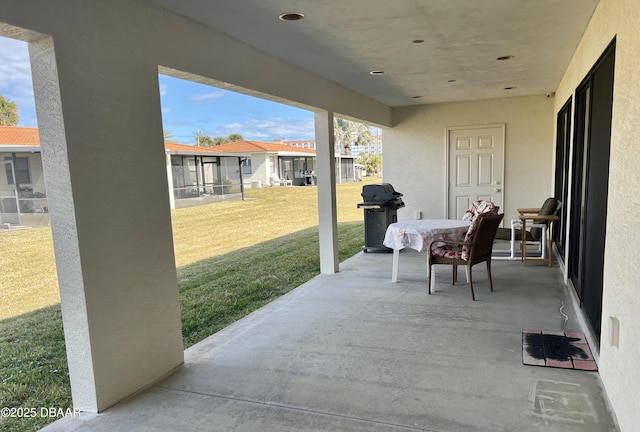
left=383, top=219, right=471, bottom=282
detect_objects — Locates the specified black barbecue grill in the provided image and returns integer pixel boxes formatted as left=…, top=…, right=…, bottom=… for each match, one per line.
left=357, top=183, right=404, bottom=252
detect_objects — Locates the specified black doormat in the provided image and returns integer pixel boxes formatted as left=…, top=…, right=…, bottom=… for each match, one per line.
left=522, top=330, right=597, bottom=371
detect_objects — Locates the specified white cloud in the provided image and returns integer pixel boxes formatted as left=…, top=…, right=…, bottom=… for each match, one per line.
left=190, top=91, right=225, bottom=102
left=211, top=117, right=314, bottom=141
left=0, top=36, right=37, bottom=125
left=221, top=122, right=242, bottom=131
left=161, top=107, right=171, bottom=114
left=158, top=83, right=168, bottom=96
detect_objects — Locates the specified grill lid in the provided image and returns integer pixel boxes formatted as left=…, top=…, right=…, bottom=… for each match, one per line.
left=358, top=183, right=405, bottom=208
left=360, top=183, right=403, bottom=203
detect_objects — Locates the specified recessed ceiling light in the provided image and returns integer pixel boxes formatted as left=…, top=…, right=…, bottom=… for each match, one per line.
left=369, top=70, right=385, bottom=75
left=504, top=86, right=516, bottom=90
left=279, top=12, right=305, bottom=21
left=412, top=39, right=425, bottom=44
left=497, top=55, right=514, bottom=61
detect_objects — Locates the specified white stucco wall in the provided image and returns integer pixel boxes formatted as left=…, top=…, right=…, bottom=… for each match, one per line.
left=555, top=0, right=640, bottom=430
left=246, top=153, right=270, bottom=186
left=26, top=153, right=46, bottom=193
left=385, top=95, right=555, bottom=224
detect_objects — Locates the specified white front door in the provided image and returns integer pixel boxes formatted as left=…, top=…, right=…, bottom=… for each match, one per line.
left=447, top=125, right=504, bottom=219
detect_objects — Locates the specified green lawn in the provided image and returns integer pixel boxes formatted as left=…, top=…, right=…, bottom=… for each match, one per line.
left=0, top=178, right=376, bottom=432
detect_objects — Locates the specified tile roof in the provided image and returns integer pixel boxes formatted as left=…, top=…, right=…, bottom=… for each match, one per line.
left=213, top=140, right=316, bottom=154
left=164, top=141, right=223, bottom=154
left=0, top=126, right=40, bottom=146
left=0, top=127, right=316, bottom=156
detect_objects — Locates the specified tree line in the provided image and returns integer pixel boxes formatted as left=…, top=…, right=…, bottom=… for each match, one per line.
left=196, top=132, right=244, bottom=146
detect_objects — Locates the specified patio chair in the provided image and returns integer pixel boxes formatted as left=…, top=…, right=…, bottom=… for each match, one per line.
left=494, top=198, right=560, bottom=264
left=270, top=174, right=293, bottom=187
left=461, top=199, right=499, bottom=222
left=428, top=213, right=504, bottom=301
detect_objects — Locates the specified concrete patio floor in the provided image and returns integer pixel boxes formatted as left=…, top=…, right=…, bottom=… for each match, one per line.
left=43, top=250, right=619, bottom=431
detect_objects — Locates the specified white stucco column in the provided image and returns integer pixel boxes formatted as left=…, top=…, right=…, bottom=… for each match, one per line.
left=29, top=35, right=183, bottom=412
left=314, top=111, right=339, bottom=274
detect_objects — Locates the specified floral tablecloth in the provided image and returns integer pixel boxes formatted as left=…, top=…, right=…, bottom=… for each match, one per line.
left=383, top=219, right=471, bottom=252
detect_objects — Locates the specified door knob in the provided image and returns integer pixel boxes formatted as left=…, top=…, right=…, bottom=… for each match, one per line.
left=494, top=188, right=501, bottom=192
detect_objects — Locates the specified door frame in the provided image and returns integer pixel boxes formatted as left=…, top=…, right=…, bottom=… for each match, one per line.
left=554, top=97, right=572, bottom=259
left=445, top=123, right=506, bottom=219
left=568, top=77, right=591, bottom=298
left=567, top=39, right=615, bottom=344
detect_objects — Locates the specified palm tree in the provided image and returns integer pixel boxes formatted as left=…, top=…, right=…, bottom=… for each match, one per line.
left=334, top=117, right=373, bottom=155
left=227, top=133, right=244, bottom=142
left=209, top=133, right=244, bottom=146
left=198, top=135, right=215, bottom=146
left=0, top=95, right=19, bottom=126
left=212, top=136, right=228, bottom=146
left=357, top=153, right=382, bottom=176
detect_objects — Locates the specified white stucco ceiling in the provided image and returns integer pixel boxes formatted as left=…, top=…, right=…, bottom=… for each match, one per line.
left=149, top=0, right=599, bottom=107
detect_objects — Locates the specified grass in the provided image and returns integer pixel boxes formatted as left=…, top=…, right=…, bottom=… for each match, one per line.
left=0, top=229, right=58, bottom=321
left=178, top=222, right=364, bottom=346
left=0, top=178, right=376, bottom=431
left=0, top=306, right=68, bottom=432
left=0, top=179, right=371, bottom=320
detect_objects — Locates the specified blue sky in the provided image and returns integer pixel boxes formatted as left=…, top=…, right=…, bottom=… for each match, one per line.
left=0, top=36, right=315, bottom=145
left=158, top=75, right=315, bottom=144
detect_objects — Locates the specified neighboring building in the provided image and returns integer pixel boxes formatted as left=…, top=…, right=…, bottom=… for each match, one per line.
left=0, top=126, right=245, bottom=224
left=272, top=138, right=316, bottom=150
left=274, top=133, right=383, bottom=156
left=0, top=126, right=47, bottom=226
left=209, top=140, right=360, bottom=187
left=0, top=128, right=362, bottom=225
left=365, top=134, right=383, bottom=155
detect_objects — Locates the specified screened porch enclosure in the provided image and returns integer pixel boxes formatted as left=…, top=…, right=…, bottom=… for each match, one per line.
left=170, top=155, right=243, bottom=204
left=279, top=156, right=317, bottom=186
left=0, top=153, right=49, bottom=227
left=277, top=155, right=359, bottom=186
